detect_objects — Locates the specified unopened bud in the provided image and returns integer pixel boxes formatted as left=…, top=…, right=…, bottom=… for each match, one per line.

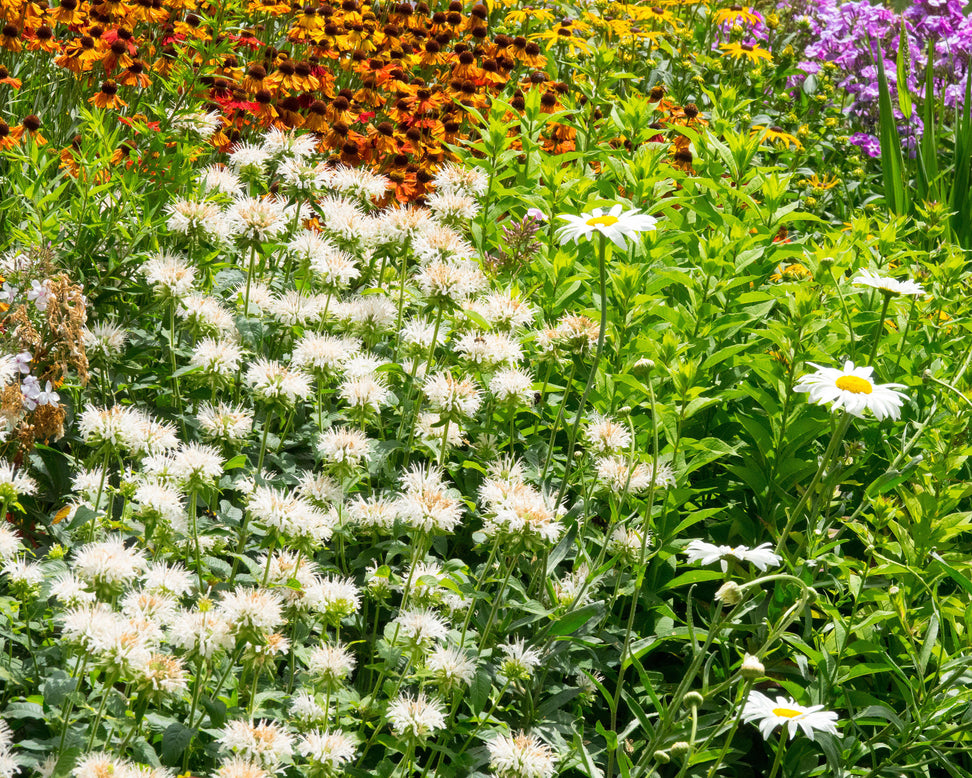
left=670, top=741, right=690, bottom=758
left=653, top=750, right=670, bottom=764
left=715, top=581, right=743, bottom=606
left=683, top=691, right=703, bottom=709
left=741, top=653, right=764, bottom=680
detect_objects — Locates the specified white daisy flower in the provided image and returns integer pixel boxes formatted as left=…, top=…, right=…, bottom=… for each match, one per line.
left=741, top=690, right=839, bottom=741
left=556, top=204, right=658, bottom=248
left=793, top=361, right=907, bottom=420
left=851, top=268, right=925, bottom=297
left=682, top=540, right=781, bottom=572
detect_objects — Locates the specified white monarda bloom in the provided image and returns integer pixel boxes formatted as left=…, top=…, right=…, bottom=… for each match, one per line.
left=227, top=141, right=271, bottom=175
left=168, top=608, right=234, bottom=659
left=3, top=557, right=44, bottom=589
left=375, top=204, right=433, bottom=244
left=413, top=223, right=475, bottom=264
left=0, top=524, right=23, bottom=561
left=464, top=292, right=536, bottom=331
left=246, top=359, right=312, bottom=406
left=488, top=731, right=558, bottom=778
left=794, top=361, right=907, bottom=421
left=122, top=589, right=178, bottom=626
left=432, top=162, right=488, bottom=197
left=311, top=575, right=361, bottom=622
left=143, top=562, right=193, bottom=596
left=396, top=465, right=463, bottom=534
left=682, top=540, right=781, bottom=572
left=171, top=443, right=223, bottom=488
left=166, top=198, right=228, bottom=241
left=270, top=290, right=323, bottom=327
left=133, top=480, right=184, bottom=525
left=225, top=196, right=288, bottom=243
left=415, top=259, right=486, bottom=302
left=338, top=374, right=390, bottom=414
left=852, top=268, right=925, bottom=297
left=72, top=753, right=133, bottom=778
left=583, top=412, right=631, bottom=455
left=479, top=464, right=564, bottom=547
left=423, top=371, right=481, bottom=418
left=78, top=404, right=151, bottom=453
left=136, top=652, right=189, bottom=695
left=455, top=331, right=523, bottom=368
left=309, top=247, right=360, bottom=289
left=392, top=608, right=449, bottom=648
left=556, top=204, right=658, bottom=248
left=215, top=756, right=270, bottom=778
left=297, top=470, right=342, bottom=507
left=142, top=252, right=196, bottom=299
left=489, top=368, right=534, bottom=406
left=198, top=164, right=242, bottom=196
left=83, top=320, right=128, bottom=359
left=306, top=642, right=356, bottom=686
left=0, top=462, right=36, bottom=501
left=173, top=108, right=222, bottom=136
left=218, top=719, right=294, bottom=768
left=608, top=526, right=649, bottom=564
left=197, top=402, right=254, bottom=444
left=386, top=692, right=446, bottom=740
left=297, top=729, right=359, bottom=769
left=218, top=587, right=284, bottom=635
left=178, top=293, right=238, bottom=337
left=330, top=164, right=390, bottom=200
left=318, top=427, right=372, bottom=468
left=498, top=640, right=542, bottom=682
left=290, top=691, right=328, bottom=727
left=278, top=157, right=329, bottom=191
left=343, top=294, right=397, bottom=335
left=190, top=338, right=242, bottom=378
left=316, top=195, right=370, bottom=245
left=50, top=572, right=96, bottom=606
left=742, top=690, right=839, bottom=741
left=427, top=645, right=476, bottom=690
left=595, top=456, right=674, bottom=494
left=261, top=127, right=318, bottom=160
left=248, top=485, right=335, bottom=543
left=288, top=229, right=338, bottom=263
left=292, top=333, right=360, bottom=375
left=425, top=190, right=480, bottom=222
left=73, top=536, right=147, bottom=591
left=346, top=493, right=398, bottom=533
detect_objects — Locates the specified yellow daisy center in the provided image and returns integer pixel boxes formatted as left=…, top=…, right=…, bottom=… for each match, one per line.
left=835, top=375, right=873, bottom=395
left=586, top=215, right=619, bottom=227
left=771, top=707, right=803, bottom=718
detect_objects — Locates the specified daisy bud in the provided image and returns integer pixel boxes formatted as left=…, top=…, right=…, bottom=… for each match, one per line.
left=670, top=741, right=690, bottom=758
left=683, top=692, right=703, bottom=709
left=653, top=750, right=671, bottom=764
left=715, top=581, right=744, bottom=606
left=741, top=653, right=765, bottom=680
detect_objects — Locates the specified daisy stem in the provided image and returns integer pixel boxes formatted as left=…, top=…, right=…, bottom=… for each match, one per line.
left=703, top=680, right=753, bottom=778
left=869, top=292, right=892, bottom=364
left=774, top=411, right=852, bottom=557
left=894, top=295, right=918, bottom=371
left=766, top=728, right=788, bottom=778
left=556, top=235, right=611, bottom=507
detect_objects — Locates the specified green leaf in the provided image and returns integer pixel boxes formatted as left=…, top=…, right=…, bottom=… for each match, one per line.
left=160, top=722, right=196, bottom=764
left=548, top=603, right=604, bottom=637
left=661, top=570, right=724, bottom=591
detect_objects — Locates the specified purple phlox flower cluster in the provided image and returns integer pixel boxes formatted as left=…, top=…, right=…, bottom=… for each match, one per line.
left=850, top=133, right=882, bottom=158
left=788, top=0, right=972, bottom=151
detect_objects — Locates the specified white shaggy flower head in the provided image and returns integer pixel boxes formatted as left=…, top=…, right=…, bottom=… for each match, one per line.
left=142, top=252, right=196, bottom=299
left=396, top=465, right=463, bottom=534
left=423, top=371, right=481, bottom=418
left=197, top=402, right=254, bottom=444
left=432, top=163, right=488, bottom=197
left=595, top=456, right=675, bottom=493
left=168, top=608, right=234, bottom=659
left=218, top=719, right=294, bottom=768
left=488, top=731, right=558, bottom=778
left=338, top=374, right=390, bottom=415
left=682, top=540, right=781, bottom=573
left=427, top=645, right=476, bottom=690
left=0, top=524, right=23, bottom=561
left=198, top=164, right=243, bottom=196
left=386, top=692, right=446, bottom=741
left=190, top=338, right=243, bottom=378
left=166, top=198, right=228, bottom=241
left=246, top=359, right=312, bottom=406
left=173, top=108, right=222, bottom=137
left=297, top=729, right=359, bottom=769
left=218, top=587, right=285, bottom=635
left=464, top=291, right=537, bottom=331
left=177, top=293, right=238, bottom=337
left=133, top=480, right=184, bottom=525
left=83, top=320, right=128, bottom=360
left=330, top=164, right=390, bottom=201
left=318, top=427, right=372, bottom=468
left=3, top=556, right=44, bottom=589
left=392, top=608, right=449, bottom=648
left=0, top=462, right=36, bottom=501
left=306, top=642, right=356, bottom=686
left=73, top=536, right=147, bottom=591
left=412, top=223, right=475, bottom=264
left=498, top=639, right=542, bottom=682
left=489, top=368, right=534, bottom=405
left=261, top=127, right=318, bottom=160
left=425, top=190, right=480, bottom=222
left=292, top=333, right=360, bottom=375
left=455, top=331, right=523, bottom=369
left=225, top=196, right=288, bottom=243
left=309, top=247, right=360, bottom=289
left=214, top=756, right=269, bottom=778
left=227, top=141, right=271, bottom=175
left=416, top=259, right=486, bottom=302
left=741, top=690, right=839, bottom=741
left=556, top=204, right=658, bottom=249
left=852, top=268, right=925, bottom=297
left=143, top=562, right=193, bottom=596
left=794, top=361, right=908, bottom=420
left=584, top=412, right=631, bottom=455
